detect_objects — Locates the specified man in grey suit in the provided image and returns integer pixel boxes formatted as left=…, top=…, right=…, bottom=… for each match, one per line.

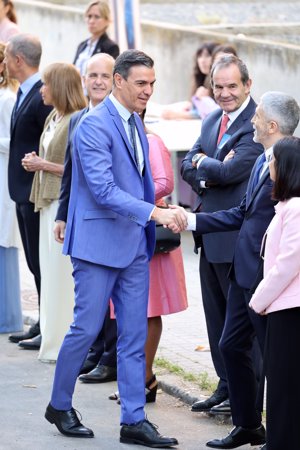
left=181, top=55, right=263, bottom=414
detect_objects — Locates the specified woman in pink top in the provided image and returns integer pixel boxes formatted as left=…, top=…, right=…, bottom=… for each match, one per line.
left=0, top=0, right=19, bottom=43
left=249, top=136, right=300, bottom=450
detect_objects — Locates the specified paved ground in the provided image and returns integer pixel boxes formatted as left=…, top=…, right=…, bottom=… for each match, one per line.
left=1, top=333, right=244, bottom=450
left=1, top=233, right=266, bottom=449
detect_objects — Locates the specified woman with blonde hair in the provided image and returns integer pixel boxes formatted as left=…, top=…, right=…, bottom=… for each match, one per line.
left=0, top=0, right=19, bottom=42
left=22, top=63, right=86, bottom=361
left=73, top=0, right=119, bottom=75
left=0, top=41, right=22, bottom=333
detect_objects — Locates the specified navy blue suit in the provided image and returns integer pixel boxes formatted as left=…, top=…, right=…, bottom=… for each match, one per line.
left=181, top=97, right=263, bottom=396
left=56, top=107, right=117, bottom=370
left=8, top=80, right=52, bottom=313
left=195, top=154, right=276, bottom=427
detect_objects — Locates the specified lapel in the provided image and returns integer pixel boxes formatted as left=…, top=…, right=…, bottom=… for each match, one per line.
left=10, top=80, right=42, bottom=135
left=104, top=97, right=143, bottom=175
left=213, top=97, right=256, bottom=161
left=207, top=111, right=223, bottom=158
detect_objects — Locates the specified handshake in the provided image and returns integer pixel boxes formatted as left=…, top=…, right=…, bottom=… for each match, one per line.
left=151, top=205, right=189, bottom=233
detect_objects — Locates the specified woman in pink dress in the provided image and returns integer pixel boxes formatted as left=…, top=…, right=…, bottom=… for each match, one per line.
left=0, top=0, right=19, bottom=43
left=145, top=132, right=188, bottom=397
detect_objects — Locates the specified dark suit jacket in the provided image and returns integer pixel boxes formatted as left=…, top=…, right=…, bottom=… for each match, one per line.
left=55, top=107, right=88, bottom=222
left=194, top=154, right=276, bottom=290
left=8, top=80, right=53, bottom=203
left=73, top=33, right=120, bottom=64
left=181, top=97, right=263, bottom=263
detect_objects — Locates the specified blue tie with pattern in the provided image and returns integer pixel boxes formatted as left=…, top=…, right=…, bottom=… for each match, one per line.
left=128, top=114, right=140, bottom=172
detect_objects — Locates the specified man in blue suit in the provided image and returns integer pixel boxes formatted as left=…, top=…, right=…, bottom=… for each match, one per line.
left=176, top=91, right=300, bottom=449
left=54, top=53, right=118, bottom=382
left=181, top=55, right=263, bottom=414
left=5, top=34, right=52, bottom=349
left=45, top=50, right=185, bottom=447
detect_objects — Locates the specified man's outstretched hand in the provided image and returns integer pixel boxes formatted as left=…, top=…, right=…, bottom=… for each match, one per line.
left=151, top=205, right=187, bottom=233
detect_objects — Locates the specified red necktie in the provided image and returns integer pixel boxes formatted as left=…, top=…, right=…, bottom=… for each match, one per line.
left=217, top=114, right=229, bottom=145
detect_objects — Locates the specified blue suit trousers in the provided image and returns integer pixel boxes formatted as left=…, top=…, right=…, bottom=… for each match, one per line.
left=50, top=234, right=149, bottom=425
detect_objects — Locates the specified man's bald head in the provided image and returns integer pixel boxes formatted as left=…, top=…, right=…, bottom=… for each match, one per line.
left=83, top=53, right=114, bottom=106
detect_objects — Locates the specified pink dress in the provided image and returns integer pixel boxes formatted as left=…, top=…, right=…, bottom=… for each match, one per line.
left=147, top=133, right=188, bottom=317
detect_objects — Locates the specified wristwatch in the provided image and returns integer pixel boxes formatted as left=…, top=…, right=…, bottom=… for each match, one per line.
left=192, top=153, right=203, bottom=167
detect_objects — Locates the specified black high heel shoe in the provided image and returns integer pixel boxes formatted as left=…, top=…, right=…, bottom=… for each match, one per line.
left=145, top=374, right=158, bottom=403
left=108, top=374, right=158, bottom=404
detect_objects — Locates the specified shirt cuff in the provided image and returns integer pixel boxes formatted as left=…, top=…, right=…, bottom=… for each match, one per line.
left=186, top=212, right=196, bottom=231
left=196, top=155, right=207, bottom=169
left=197, top=155, right=208, bottom=189
left=149, top=206, right=156, bottom=221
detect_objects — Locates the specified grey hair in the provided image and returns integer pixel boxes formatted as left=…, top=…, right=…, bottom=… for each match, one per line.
left=8, top=33, right=42, bottom=68
left=211, top=54, right=249, bottom=86
left=113, top=49, right=154, bottom=81
left=260, top=91, right=300, bottom=136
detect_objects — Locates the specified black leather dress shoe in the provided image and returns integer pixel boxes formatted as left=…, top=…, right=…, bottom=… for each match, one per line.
left=45, top=403, right=94, bottom=438
left=79, top=364, right=117, bottom=383
left=18, top=334, right=41, bottom=350
left=79, top=359, right=97, bottom=375
left=191, top=390, right=228, bottom=412
left=209, top=399, right=231, bottom=416
left=206, top=424, right=266, bottom=449
left=120, top=419, right=178, bottom=448
left=9, top=323, right=40, bottom=343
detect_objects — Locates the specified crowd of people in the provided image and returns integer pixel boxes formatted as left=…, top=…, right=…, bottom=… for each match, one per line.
left=1, top=1, right=300, bottom=450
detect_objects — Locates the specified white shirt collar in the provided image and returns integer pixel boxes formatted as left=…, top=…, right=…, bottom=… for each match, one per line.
left=109, top=93, right=131, bottom=122
left=264, top=146, right=273, bottom=162
left=225, top=95, right=251, bottom=126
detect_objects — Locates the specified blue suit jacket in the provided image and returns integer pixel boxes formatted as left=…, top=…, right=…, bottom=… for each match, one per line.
left=8, top=80, right=53, bottom=203
left=63, top=97, right=156, bottom=268
left=194, top=153, right=277, bottom=289
left=181, top=97, right=263, bottom=263
left=55, top=107, right=88, bottom=222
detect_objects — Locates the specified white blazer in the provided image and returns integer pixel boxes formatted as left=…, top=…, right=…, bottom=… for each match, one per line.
left=0, top=87, right=20, bottom=247
left=250, top=198, right=300, bottom=314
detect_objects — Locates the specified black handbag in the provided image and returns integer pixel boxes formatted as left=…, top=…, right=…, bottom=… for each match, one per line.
left=154, top=224, right=181, bottom=254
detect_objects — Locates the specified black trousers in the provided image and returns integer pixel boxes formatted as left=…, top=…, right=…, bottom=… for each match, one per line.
left=86, top=306, right=117, bottom=368
left=265, top=307, right=300, bottom=450
left=16, top=202, right=41, bottom=321
left=199, top=249, right=231, bottom=396
left=220, top=279, right=266, bottom=428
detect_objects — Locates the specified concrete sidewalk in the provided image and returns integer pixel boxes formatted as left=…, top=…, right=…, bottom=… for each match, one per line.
left=1, top=233, right=266, bottom=450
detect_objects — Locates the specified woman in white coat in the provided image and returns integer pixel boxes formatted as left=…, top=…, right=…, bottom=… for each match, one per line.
left=250, top=136, right=300, bottom=450
left=0, top=41, right=22, bottom=333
